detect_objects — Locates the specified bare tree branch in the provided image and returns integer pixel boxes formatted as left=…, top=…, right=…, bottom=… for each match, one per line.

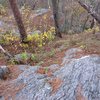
left=78, top=0, right=100, bottom=24
left=0, top=45, right=13, bottom=59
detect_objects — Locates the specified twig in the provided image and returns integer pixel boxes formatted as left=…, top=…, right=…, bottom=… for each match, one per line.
left=0, top=45, right=13, bottom=59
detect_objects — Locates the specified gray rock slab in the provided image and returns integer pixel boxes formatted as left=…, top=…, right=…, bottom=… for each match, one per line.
left=34, top=9, right=49, bottom=17
left=1, top=48, right=100, bottom=100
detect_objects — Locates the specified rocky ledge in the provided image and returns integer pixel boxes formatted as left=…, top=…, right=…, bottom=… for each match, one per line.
left=0, top=48, right=100, bottom=100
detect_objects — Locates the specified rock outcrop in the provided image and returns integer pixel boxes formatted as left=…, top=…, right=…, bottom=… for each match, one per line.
left=0, top=66, right=10, bottom=80
left=0, top=48, right=100, bottom=100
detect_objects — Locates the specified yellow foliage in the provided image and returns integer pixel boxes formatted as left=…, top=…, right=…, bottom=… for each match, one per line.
left=95, top=26, right=100, bottom=32
left=80, top=45, right=86, bottom=49
left=84, top=28, right=93, bottom=33
left=0, top=4, right=7, bottom=15
left=20, top=43, right=29, bottom=48
left=50, top=27, right=55, bottom=33
left=43, top=14, right=47, bottom=20
left=27, top=30, right=55, bottom=48
left=0, top=33, right=19, bottom=44
left=0, top=28, right=55, bottom=49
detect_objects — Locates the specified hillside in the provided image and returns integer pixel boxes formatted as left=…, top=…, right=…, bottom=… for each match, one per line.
left=0, top=0, right=100, bottom=100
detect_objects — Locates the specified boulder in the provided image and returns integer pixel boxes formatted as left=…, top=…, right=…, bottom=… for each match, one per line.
left=95, top=32, right=100, bottom=40
left=0, top=20, right=19, bottom=36
left=30, top=30, right=41, bottom=35
left=34, top=8, right=49, bottom=17
left=0, top=66, right=10, bottom=80
left=0, top=48, right=100, bottom=100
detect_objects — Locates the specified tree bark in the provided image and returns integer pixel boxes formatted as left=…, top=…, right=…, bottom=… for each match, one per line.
left=82, top=15, right=90, bottom=31
left=90, top=18, right=95, bottom=29
left=78, top=1, right=100, bottom=24
left=51, top=0, right=62, bottom=38
left=32, top=0, right=38, bottom=10
left=8, top=0, right=27, bottom=43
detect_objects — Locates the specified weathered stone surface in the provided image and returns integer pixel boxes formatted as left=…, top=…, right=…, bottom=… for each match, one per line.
left=30, top=30, right=42, bottom=35
left=0, top=48, right=100, bottom=100
left=0, top=66, right=10, bottom=80
left=95, top=32, right=100, bottom=40
left=0, top=20, right=19, bottom=35
left=34, top=9, right=49, bottom=17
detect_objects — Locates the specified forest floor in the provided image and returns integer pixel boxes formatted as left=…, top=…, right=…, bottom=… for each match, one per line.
left=0, top=32, right=100, bottom=80
left=0, top=31, right=100, bottom=100
left=0, top=8, right=100, bottom=99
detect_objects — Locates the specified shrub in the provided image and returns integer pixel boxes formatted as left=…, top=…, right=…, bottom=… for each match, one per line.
left=31, top=54, right=38, bottom=62
left=27, top=30, right=55, bottom=48
left=0, top=29, right=55, bottom=50
left=0, top=4, right=7, bottom=15
left=0, top=33, right=19, bottom=44
left=20, top=52, right=29, bottom=61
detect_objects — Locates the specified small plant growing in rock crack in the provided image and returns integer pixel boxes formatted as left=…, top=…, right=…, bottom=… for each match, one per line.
left=9, top=59, right=18, bottom=65
left=31, top=54, right=39, bottom=62
left=36, top=61, right=44, bottom=66
left=44, top=67, right=49, bottom=73
left=48, top=49, right=55, bottom=57
left=20, top=52, right=28, bottom=61
left=31, top=54, right=36, bottom=60
left=8, top=59, right=15, bottom=65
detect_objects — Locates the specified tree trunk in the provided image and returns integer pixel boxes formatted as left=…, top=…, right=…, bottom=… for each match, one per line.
left=78, top=1, right=100, bottom=24
left=90, top=18, right=95, bottom=29
left=82, top=15, right=90, bottom=31
left=51, top=0, right=62, bottom=38
left=8, top=0, right=27, bottom=43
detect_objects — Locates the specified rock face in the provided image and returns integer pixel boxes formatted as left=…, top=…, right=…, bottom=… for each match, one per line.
left=0, top=48, right=100, bottom=100
left=95, top=32, right=100, bottom=40
left=0, top=66, right=10, bottom=80
left=0, top=20, right=19, bottom=35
